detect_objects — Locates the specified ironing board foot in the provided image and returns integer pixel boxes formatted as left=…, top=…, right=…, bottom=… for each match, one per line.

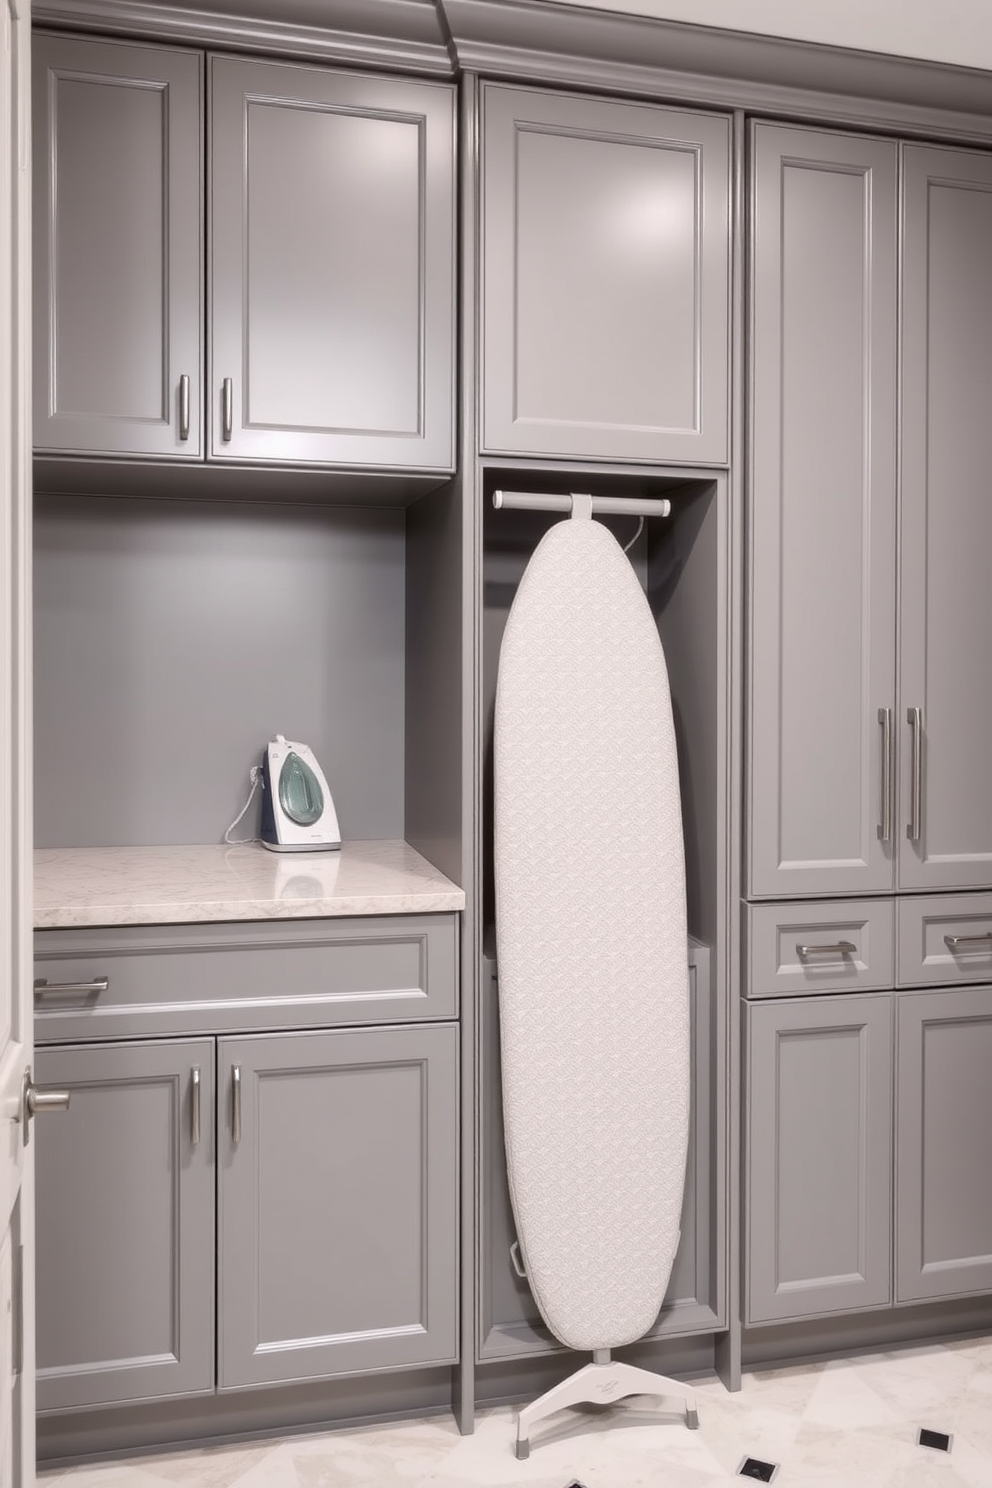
left=514, top=1353, right=699, bottom=1456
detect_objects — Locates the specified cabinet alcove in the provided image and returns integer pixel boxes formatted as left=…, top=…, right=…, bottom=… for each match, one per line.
left=475, top=465, right=732, bottom=1375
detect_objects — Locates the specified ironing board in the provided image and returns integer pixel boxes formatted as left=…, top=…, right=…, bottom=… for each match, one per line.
left=493, top=500, right=696, bottom=1458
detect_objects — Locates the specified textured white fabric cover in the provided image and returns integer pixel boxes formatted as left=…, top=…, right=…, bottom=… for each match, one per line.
left=494, top=516, right=690, bottom=1354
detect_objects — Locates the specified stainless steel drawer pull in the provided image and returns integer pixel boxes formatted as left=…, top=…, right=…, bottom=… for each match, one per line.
left=944, top=932, right=992, bottom=952
left=179, top=373, right=190, bottom=441
left=222, top=377, right=233, bottom=442
left=191, top=1067, right=201, bottom=1147
left=877, top=707, right=892, bottom=843
left=232, top=1064, right=242, bottom=1144
left=907, top=707, right=923, bottom=842
left=796, top=941, right=857, bottom=959
left=34, top=977, right=108, bottom=998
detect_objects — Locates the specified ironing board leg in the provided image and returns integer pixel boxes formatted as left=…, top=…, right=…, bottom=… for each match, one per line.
left=514, top=1354, right=699, bottom=1458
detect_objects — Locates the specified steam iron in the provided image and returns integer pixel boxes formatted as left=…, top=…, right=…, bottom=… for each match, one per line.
left=259, top=735, right=341, bottom=853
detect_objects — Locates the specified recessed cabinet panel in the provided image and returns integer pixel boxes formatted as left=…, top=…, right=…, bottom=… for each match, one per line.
left=35, top=1040, right=215, bottom=1411
left=896, top=986, right=992, bottom=1301
left=482, top=84, right=729, bottom=463
left=32, top=34, right=203, bottom=457
left=900, top=145, right=992, bottom=890
left=748, top=124, right=898, bottom=898
left=746, top=995, right=892, bottom=1324
left=210, top=56, right=454, bottom=469
left=218, top=1025, right=457, bottom=1388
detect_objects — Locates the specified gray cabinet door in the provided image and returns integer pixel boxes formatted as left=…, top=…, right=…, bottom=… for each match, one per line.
left=746, top=994, right=892, bottom=1324
left=899, top=145, right=992, bottom=891
left=32, top=34, right=203, bottom=458
left=218, top=1024, right=458, bottom=1389
left=481, top=83, right=729, bottom=464
left=748, top=123, right=898, bottom=898
left=34, top=1039, right=215, bottom=1411
left=209, top=56, right=454, bottom=470
left=895, top=985, right=992, bottom=1302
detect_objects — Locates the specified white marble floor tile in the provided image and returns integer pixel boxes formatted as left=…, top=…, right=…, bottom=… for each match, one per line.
left=36, top=1339, right=992, bottom=1488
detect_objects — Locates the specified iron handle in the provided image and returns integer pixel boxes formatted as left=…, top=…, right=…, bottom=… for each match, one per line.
left=510, top=1240, right=527, bottom=1279
left=907, top=707, right=923, bottom=842
left=796, top=941, right=857, bottom=959
left=191, top=1067, right=201, bottom=1147
left=944, top=933, right=992, bottom=952
left=232, top=1064, right=241, bottom=1144
left=34, top=976, right=108, bottom=998
left=222, top=378, right=233, bottom=443
left=179, top=373, right=190, bottom=441
left=877, top=707, right=892, bottom=843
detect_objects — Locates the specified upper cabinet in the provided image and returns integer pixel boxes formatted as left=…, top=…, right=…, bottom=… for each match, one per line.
left=899, top=144, right=992, bottom=891
left=32, top=36, right=456, bottom=473
left=749, top=123, right=992, bottom=898
left=33, top=34, right=204, bottom=459
left=209, top=56, right=454, bottom=470
left=748, top=123, right=898, bottom=898
left=480, top=83, right=731, bottom=466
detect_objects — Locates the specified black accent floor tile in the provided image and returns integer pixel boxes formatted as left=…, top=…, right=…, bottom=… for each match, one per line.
left=918, top=1428, right=952, bottom=1452
left=738, top=1457, right=779, bottom=1482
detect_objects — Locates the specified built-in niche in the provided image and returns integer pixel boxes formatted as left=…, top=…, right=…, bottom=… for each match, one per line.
left=33, top=481, right=463, bottom=881
left=477, top=463, right=729, bottom=1365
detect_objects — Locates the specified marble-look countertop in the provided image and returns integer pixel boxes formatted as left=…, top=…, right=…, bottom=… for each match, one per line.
left=35, top=840, right=465, bottom=928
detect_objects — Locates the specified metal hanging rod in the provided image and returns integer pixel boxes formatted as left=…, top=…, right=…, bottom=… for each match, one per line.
left=492, top=490, right=671, bottom=518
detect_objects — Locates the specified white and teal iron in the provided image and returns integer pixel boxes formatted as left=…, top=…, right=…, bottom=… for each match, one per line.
left=259, top=735, right=341, bottom=853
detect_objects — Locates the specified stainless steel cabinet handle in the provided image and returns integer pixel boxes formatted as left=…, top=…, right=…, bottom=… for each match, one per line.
left=944, top=932, right=992, bottom=952
left=34, top=976, right=108, bottom=998
left=179, top=373, right=190, bottom=441
left=509, top=1240, right=527, bottom=1279
left=877, top=707, right=892, bottom=843
left=222, top=378, right=233, bottom=442
left=19, top=1068, right=70, bottom=1145
left=907, top=707, right=923, bottom=842
left=191, top=1066, right=201, bottom=1147
left=796, top=941, right=857, bottom=958
left=232, top=1064, right=241, bottom=1144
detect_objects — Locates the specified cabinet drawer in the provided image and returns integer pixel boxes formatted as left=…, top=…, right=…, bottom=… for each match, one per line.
left=897, top=893, right=992, bottom=986
left=746, top=899, right=894, bottom=998
left=34, top=915, right=458, bottom=1042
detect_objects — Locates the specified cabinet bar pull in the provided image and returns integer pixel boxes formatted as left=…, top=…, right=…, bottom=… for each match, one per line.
left=222, top=378, right=233, bottom=442
left=877, top=707, right=892, bottom=842
left=796, top=941, right=857, bottom=959
left=232, top=1064, right=241, bottom=1144
left=907, top=706, right=923, bottom=842
left=944, top=932, right=992, bottom=952
left=34, top=977, right=108, bottom=998
left=191, top=1066, right=201, bottom=1147
left=179, top=373, right=190, bottom=441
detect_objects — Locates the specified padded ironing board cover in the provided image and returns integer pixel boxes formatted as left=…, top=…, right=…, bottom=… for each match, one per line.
left=494, top=516, right=690, bottom=1354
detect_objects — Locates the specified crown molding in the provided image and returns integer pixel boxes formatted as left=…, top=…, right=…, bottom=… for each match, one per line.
left=33, top=0, right=455, bottom=75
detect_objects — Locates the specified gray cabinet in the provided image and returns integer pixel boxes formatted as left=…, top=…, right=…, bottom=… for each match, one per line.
left=895, top=985, right=992, bottom=1303
left=899, top=144, right=992, bottom=891
left=481, top=83, right=730, bottom=465
left=209, top=55, right=455, bottom=470
left=217, top=1024, right=458, bottom=1388
left=32, top=33, right=204, bottom=459
left=745, top=994, right=893, bottom=1324
left=748, top=123, right=898, bottom=899
left=32, top=36, right=455, bottom=473
left=749, top=127, right=992, bottom=899
left=34, top=1039, right=215, bottom=1412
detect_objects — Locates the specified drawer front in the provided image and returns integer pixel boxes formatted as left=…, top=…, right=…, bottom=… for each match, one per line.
left=746, top=899, right=894, bottom=998
left=897, top=893, right=992, bottom=986
left=34, top=915, right=458, bottom=1042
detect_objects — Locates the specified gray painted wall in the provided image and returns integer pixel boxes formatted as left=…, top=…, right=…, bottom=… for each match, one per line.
left=33, top=494, right=406, bottom=846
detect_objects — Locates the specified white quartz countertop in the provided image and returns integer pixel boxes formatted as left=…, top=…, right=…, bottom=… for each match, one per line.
left=35, top=840, right=465, bottom=928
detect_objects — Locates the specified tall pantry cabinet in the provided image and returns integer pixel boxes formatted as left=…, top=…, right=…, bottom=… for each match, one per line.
left=746, top=122, right=992, bottom=1327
